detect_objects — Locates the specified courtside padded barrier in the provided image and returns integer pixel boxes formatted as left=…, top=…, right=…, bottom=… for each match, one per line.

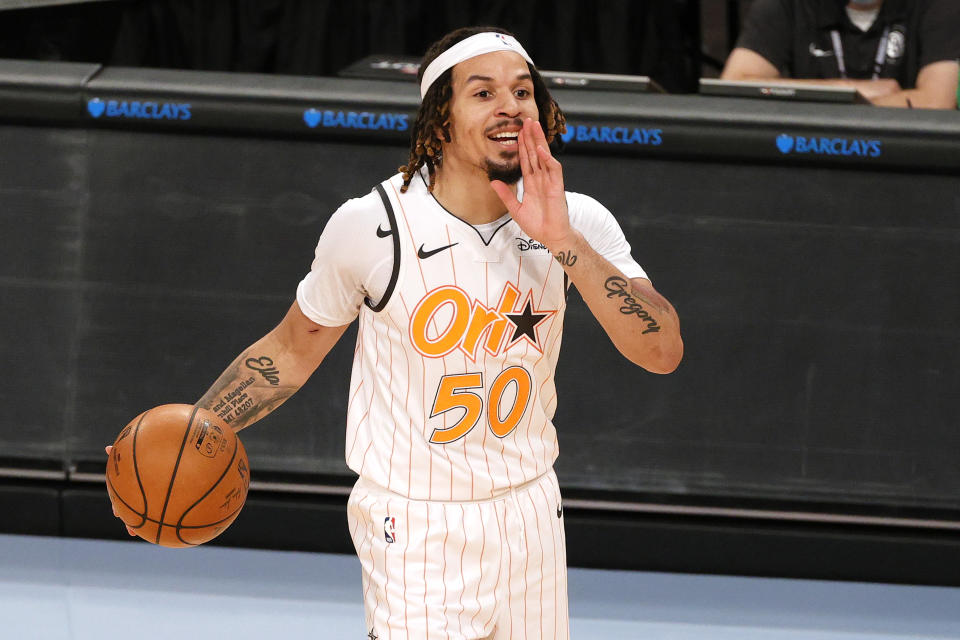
left=0, top=483, right=60, bottom=536
left=0, top=59, right=100, bottom=121
left=2, top=58, right=960, bottom=170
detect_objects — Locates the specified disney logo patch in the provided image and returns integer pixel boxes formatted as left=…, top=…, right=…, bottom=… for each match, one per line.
left=515, top=237, right=549, bottom=253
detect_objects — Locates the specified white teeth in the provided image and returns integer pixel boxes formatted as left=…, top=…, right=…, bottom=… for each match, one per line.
left=491, top=132, right=519, bottom=139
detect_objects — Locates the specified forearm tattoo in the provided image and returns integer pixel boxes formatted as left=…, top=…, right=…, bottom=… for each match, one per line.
left=554, top=251, right=577, bottom=267
left=604, top=276, right=663, bottom=334
left=245, top=356, right=280, bottom=385
left=198, top=353, right=297, bottom=429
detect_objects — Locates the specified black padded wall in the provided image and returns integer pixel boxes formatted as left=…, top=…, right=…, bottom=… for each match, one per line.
left=3, top=120, right=957, bottom=515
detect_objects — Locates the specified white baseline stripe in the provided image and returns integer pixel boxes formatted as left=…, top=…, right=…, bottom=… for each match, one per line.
left=64, top=470, right=960, bottom=531
left=561, top=498, right=960, bottom=531
left=0, top=467, right=66, bottom=480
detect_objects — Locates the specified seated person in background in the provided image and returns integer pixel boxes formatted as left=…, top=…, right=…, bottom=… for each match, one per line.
left=721, top=0, right=959, bottom=109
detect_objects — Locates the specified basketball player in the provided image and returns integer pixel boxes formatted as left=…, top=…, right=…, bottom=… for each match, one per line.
left=110, top=26, right=683, bottom=638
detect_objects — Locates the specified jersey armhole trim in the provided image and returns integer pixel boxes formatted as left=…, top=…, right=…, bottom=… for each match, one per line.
left=365, top=183, right=401, bottom=312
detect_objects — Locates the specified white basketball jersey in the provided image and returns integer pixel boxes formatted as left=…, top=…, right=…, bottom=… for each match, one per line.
left=345, top=173, right=567, bottom=501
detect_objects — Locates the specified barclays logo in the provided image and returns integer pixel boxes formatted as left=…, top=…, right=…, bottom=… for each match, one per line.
left=776, top=134, right=794, bottom=153
left=560, top=124, right=662, bottom=146
left=303, top=108, right=409, bottom=132
left=776, top=134, right=882, bottom=158
left=86, top=98, right=191, bottom=121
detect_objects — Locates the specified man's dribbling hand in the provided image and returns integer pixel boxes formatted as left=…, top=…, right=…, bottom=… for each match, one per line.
left=104, top=445, right=137, bottom=537
left=490, top=118, right=573, bottom=250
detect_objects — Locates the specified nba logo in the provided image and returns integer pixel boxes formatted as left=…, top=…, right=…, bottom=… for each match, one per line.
left=384, top=516, right=396, bottom=543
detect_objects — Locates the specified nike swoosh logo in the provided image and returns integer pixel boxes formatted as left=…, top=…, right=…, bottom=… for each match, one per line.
left=809, top=43, right=834, bottom=57
left=417, top=242, right=458, bottom=259
left=376, top=225, right=393, bottom=238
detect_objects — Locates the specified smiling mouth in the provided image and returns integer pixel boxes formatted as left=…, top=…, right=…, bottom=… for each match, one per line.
left=488, top=131, right=520, bottom=146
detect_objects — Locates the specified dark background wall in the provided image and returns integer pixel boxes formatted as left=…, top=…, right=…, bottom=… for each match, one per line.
left=3, top=118, right=958, bottom=511
left=0, top=0, right=703, bottom=90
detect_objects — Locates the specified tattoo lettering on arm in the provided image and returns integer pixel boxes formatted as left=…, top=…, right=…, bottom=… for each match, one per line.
left=554, top=251, right=577, bottom=267
left=246, top=356, right=280, bottom=385
left=604, top=276, right=662, bottom=334
left=197, top=353, right=299, bottom=431
left=219, top=390, right=296, bottom=428
left=209, top=376, right=256, bottom=420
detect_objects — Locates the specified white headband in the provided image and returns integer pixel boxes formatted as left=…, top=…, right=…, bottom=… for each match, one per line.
left=419, top=32, right=534, bottom=99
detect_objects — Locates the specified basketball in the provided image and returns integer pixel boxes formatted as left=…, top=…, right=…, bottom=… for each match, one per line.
left=106, top=404, right=250, bottom=548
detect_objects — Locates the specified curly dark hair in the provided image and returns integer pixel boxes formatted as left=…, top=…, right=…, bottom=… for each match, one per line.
left=399, top=26, right=567, bottom=193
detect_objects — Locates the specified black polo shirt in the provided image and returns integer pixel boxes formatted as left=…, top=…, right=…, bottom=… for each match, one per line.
left=736, top=0, right=960, bottom=88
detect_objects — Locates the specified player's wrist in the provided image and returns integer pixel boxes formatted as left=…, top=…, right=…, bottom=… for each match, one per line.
left=546, top=229, right=584, bottom=267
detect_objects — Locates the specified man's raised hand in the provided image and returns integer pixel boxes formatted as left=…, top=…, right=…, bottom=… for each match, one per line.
left=490, top=118, right=572, bottom=250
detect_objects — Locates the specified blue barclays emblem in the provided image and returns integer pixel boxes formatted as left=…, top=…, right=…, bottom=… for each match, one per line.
left=776, top=134, right=795, bottom=154
left=304, top=109, right=409, bottom=132
left=87, top=98, right=106, bottom=118
left=776, top=133, right=882, bottom=158
left=86, top=98, right=192, bottom=121
left=560, top=123, right=662, bottom=146
left=303, top=108, right=322, bottom=128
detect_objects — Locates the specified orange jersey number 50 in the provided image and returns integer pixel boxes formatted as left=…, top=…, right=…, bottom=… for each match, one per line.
left=428, top=367, right=532, bottom=444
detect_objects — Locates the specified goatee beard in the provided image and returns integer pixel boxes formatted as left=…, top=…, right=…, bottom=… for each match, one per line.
left=485, top=159, right=522, bottom=184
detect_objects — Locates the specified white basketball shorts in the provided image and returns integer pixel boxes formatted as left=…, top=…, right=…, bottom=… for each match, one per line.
left=347, top=469, right=569, bottom=639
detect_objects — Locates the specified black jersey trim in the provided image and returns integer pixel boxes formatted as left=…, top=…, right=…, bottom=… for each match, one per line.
left=366, top=184, right=401, bottom=312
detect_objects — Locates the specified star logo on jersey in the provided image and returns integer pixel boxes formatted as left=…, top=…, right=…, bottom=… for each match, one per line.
left=409, top=282, right=556, bottom=360
left=368, top=629, right=378, bottom=640
left=505, top=297, right=552, bottom=349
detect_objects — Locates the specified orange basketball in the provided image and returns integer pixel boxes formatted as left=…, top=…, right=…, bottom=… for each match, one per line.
left=106, top=404, right=250, bottom=548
